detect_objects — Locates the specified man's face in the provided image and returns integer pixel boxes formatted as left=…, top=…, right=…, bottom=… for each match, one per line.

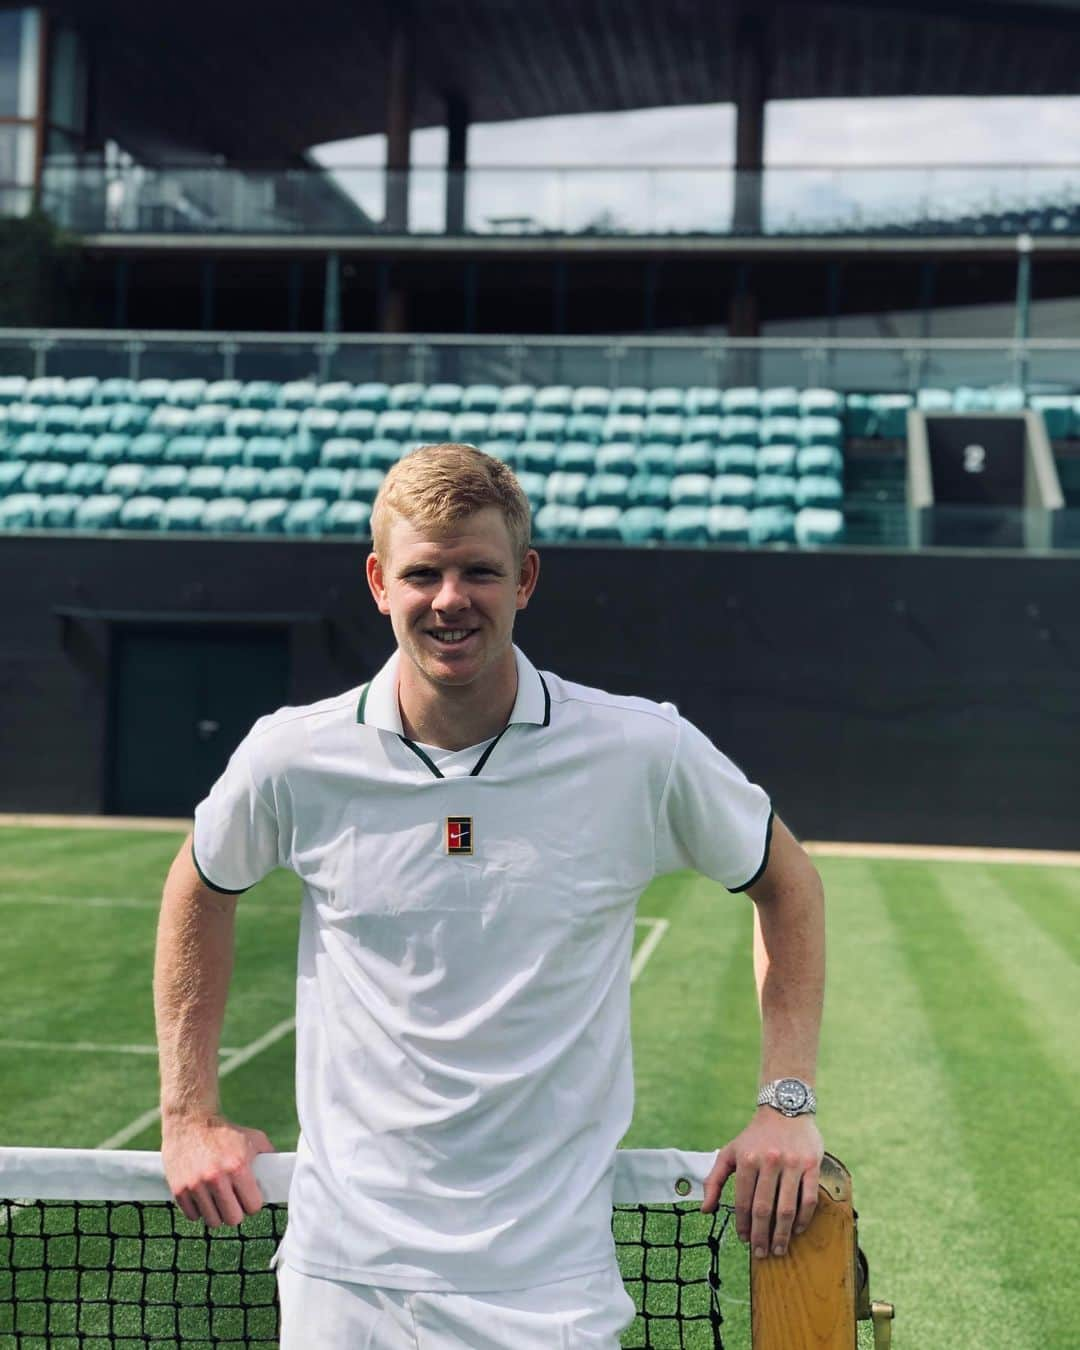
left=366, top=507, right=540, bottom=691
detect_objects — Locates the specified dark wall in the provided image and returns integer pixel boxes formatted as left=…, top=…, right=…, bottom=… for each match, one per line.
left=3, top=534, right=1079, bottom=848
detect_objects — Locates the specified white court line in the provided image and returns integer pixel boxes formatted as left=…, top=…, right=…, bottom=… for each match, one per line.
left=631, top=917, right=669, bottom=984
left=0, top=1040, right=239, bottom=1056
left=97, top=1018, right=296, bottom=1150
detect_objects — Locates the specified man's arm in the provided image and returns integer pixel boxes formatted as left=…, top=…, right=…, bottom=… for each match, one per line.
left=700, top=816, right=826, bottom=1259
left=155, top=832, right=274, bottom=1227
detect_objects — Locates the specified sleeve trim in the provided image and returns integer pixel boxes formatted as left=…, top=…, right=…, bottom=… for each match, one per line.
left=191, top=843, right=251, bottom=896
left=728, top=808, right=775, bottom=894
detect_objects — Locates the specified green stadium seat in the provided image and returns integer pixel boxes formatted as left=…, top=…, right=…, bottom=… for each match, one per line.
left=38, top=493, right=81, bottom=528
left=799, top=415, right=843, bottom=449
left=304, top=467, right=344, bottom=500
left=711, top=474, right=756, bottom=509
left=222, top=466, right=266, bottom=500
left=989, top=387, right=1025, bottom=413
left=646, top=388, right=684, bottom=415
left=185, top=465, right=226, bottom=498
left=41, top=405, right=81, bottom=435
left=204, top=380, right=244, bottom=406
left=1029, top=395, right=1072, bottom=439
left=0, top=460, right=25, bottom=493
left=366, top=439, right=403, bottom=472
left=707, top=505, right=751, bottom=543
left=166, top=379, right=208, bottom=408
left=519, top=441, right=558, bottom=474
left=161, top=497, right=207, bottom=531
left=757, top=444, right=797, bottom=476
left=526, top=411, right=567, bottom=442
left=244, top=437, right=293, bottom=469
left=715, top=445, right=757, bottom=476
left=0, top=376, right=27, bottom=403
left=554, top=442, right=596, bottom=473
left=133, top=379, right=171, bottom=407
left=119, top=496, right=165, bottom=530
left=239, top=381, right=280, bottom=410
left=187, top=406, right=230, bottom=438
left=26, top=377, right=66, bottom=405
left=285, top=498, right=329, bottom=535
left=280, top=380, right=318, bottom=409
left=52, top=433, right=93, bottom=464
left=23, top=462, right=69, bottom=495
left=164, top=436, right=207, bottom=467
left=142, top=466, right=189, bottom=499
left=669, top=474, right=712, bottom=507
left=74, top=494, right=123, bottom=530
left=344, top=468, right=386, bottom=504
left=244, top=499, right=290, bottom=534
left=844, top=394, right=872, bottom=438
left=422, top=384, right=463, bottom=412
left=103, top=464, right=147, bottom=498
left=721, top=387, right=760, bottom=417
left=514, top=471, right=547, bottom=512
left=0, top=493, right=41, bottom=528
left=721, top=415, right=760, bottom=447
left=479, top=440, right=518, bottom=467
left=412, top=410, right=454, bottom=443
left=97, top=378, right=137, bottom=405
left=351, top=382, right=390, bottom=412
left=586, top=473, right=631, bottom=508
left=15, top=432, right=53, bottom=461
left=619, top=505, right=667, bottom=543
left=629, top=475, right=670, bottom=508
left=78, top=405, right=115, bottom=436
left=603, top=413, right=644, bottom=444
left=673, top=444, right=714, bottom=476
left=795, top=507, right=845, bottom=547
left=577, top=505, right=622, bottom=540
left=332, top=410, right=375, bottom=442
left=489, top=411, right=528, bottom=442
left=749, top=505, right=796, bottom=545
left=226, top=409, right=265, bottom=439
left=128, top=433, right=168, bottom=464
left=0, top=432, right=13, bottom=461
left=88, top=434, right=128, bottom=465
left=796, top=476, right=844, bottom=510
left=797, top=445, right=844, bottom=478
left=451, top=412, right=490, bottom=444
left=498, top=385, right=535, bottom=412
left=264, top=466, right=306, bottom=500
left=321, top=439, right=368, bottom=470
left=533, top=502, right=580, bottom=541
left=324, top=500, right=373, bottom=536
left=261, top=408, right=301, bottom=439
left=760, top=416, right=800, bottom=446
left=595, top=443, right=637, bottom=476
left=761, top=387, right=800, bottom=419
left=866, top=394, right=913, bottom=439
left=203, top=436, right=246, bottom=467
left=387, top=383, right=424, bottom=410
left=637, top=444, right=677, bottom=476
left=800, top=388, right=844, bottom=418
left=663, top=505, right=709, bottom=542
left=644, top=413, right=683, bottom=444
left=202, top=497, right=249, bottom=532
left=376, top=409, right=415, bottom=442
left=916, top=388, right=953, bottom=413
left=8, top=404, right=42, bottom=434
left=110, top=404, right=151, bottom=435
left=685, top=388, right=723, bottom=417
left=534, top=386, right=573, bottom=415
left=462, top=385, right=501, bottom=413
left=546, top=472, right=589, bottom=507
left=756, top=474, right=798, bottom=508
left=298, top=409, right=340, bottom=458
left=610, top=388, right=647, bottom=416
left=571, top=387, right=611, bottom=415
left=565, top=412, right=604, bottom=444
left=315, top=382, right=354, bottom=412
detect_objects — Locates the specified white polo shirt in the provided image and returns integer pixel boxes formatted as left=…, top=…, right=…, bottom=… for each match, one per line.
left=192, top=646, right=772, bottom=1292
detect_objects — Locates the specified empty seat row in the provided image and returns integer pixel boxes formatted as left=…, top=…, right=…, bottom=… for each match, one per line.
left=534, top=504, right=843, bottom=547
left=847, top=387, right=1080, bottom=439
left=519, top=471, right=841, bottom=511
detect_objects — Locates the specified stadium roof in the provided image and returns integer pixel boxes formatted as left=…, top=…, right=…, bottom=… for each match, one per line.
left=56, top=0, right=1080, bottom=162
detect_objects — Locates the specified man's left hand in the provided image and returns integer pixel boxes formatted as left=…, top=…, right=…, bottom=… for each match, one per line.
left=700, top=1109, right=824, bottom=1258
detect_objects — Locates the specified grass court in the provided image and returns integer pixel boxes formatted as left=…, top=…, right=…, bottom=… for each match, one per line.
left=1, top=823, right=1078, bottom=1347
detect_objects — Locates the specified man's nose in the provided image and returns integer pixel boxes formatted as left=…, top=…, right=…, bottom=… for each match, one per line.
left=432, top=573, right=470, bottom=612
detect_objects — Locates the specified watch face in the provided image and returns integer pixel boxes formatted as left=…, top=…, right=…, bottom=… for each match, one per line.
left=775, top=1078, right=808, bottom=1112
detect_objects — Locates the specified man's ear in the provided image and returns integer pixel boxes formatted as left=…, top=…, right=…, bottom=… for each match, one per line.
left=366, top=551, right=391, bottom=616
left=516, top=549, right=540, bottom=610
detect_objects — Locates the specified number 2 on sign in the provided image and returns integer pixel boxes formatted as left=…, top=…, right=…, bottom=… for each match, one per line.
left=963, top=444, right=987, bottom=473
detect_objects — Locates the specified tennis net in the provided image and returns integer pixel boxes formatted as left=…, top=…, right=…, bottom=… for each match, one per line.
left=0, top=1147, right=741, bottom=1349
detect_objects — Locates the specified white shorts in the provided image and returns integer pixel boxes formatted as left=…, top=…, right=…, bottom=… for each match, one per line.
left=275, top=1260, right=636, bottom=1349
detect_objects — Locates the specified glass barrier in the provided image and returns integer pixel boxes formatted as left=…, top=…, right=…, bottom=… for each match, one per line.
left=36, top=161, right=1080, bottom=238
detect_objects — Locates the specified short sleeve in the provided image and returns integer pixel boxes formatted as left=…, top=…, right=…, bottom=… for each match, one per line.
left=192, top=727, right=280, bottom=894
left=655, top=712, right=773, bottom=892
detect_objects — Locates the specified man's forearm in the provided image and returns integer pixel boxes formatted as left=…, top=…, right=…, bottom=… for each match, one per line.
left=154, top=842, right=236, bottom=1124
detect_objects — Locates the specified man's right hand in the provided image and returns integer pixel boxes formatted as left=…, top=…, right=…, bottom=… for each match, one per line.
left=161, top=1115, right=277, bottom=1228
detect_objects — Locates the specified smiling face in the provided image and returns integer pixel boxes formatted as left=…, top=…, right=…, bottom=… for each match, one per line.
left=366, top=506, right=540, bottom=699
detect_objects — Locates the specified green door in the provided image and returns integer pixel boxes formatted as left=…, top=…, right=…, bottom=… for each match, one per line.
left=108, top=626, right=290, bottom=817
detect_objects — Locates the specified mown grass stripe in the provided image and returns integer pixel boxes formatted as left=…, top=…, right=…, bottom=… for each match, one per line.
left=988, top=863, right=1080, bottom=967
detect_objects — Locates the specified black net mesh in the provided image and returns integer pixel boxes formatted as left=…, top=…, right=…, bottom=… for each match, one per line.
left=0, top=1197, right=738, bottom=1349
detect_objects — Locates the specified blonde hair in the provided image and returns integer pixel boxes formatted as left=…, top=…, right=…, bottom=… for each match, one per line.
left=371, top=443, right=532, bottom=563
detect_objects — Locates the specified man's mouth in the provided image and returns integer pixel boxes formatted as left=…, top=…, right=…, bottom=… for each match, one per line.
left=427, top=628, right=477, bottom=646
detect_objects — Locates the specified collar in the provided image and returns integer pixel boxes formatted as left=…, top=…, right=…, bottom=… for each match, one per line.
left=356, top=644, right=551, bottom=733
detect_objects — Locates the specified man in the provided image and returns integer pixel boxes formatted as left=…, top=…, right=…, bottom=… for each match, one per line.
left=156, top=442, right=825, bottom=1348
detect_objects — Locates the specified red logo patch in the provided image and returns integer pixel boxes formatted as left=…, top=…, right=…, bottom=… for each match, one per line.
left=446, top=816, right=473, bottom=855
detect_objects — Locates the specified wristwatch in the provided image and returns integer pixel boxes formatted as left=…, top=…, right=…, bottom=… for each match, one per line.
left=756, top=1077, right=817, bottom=1117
